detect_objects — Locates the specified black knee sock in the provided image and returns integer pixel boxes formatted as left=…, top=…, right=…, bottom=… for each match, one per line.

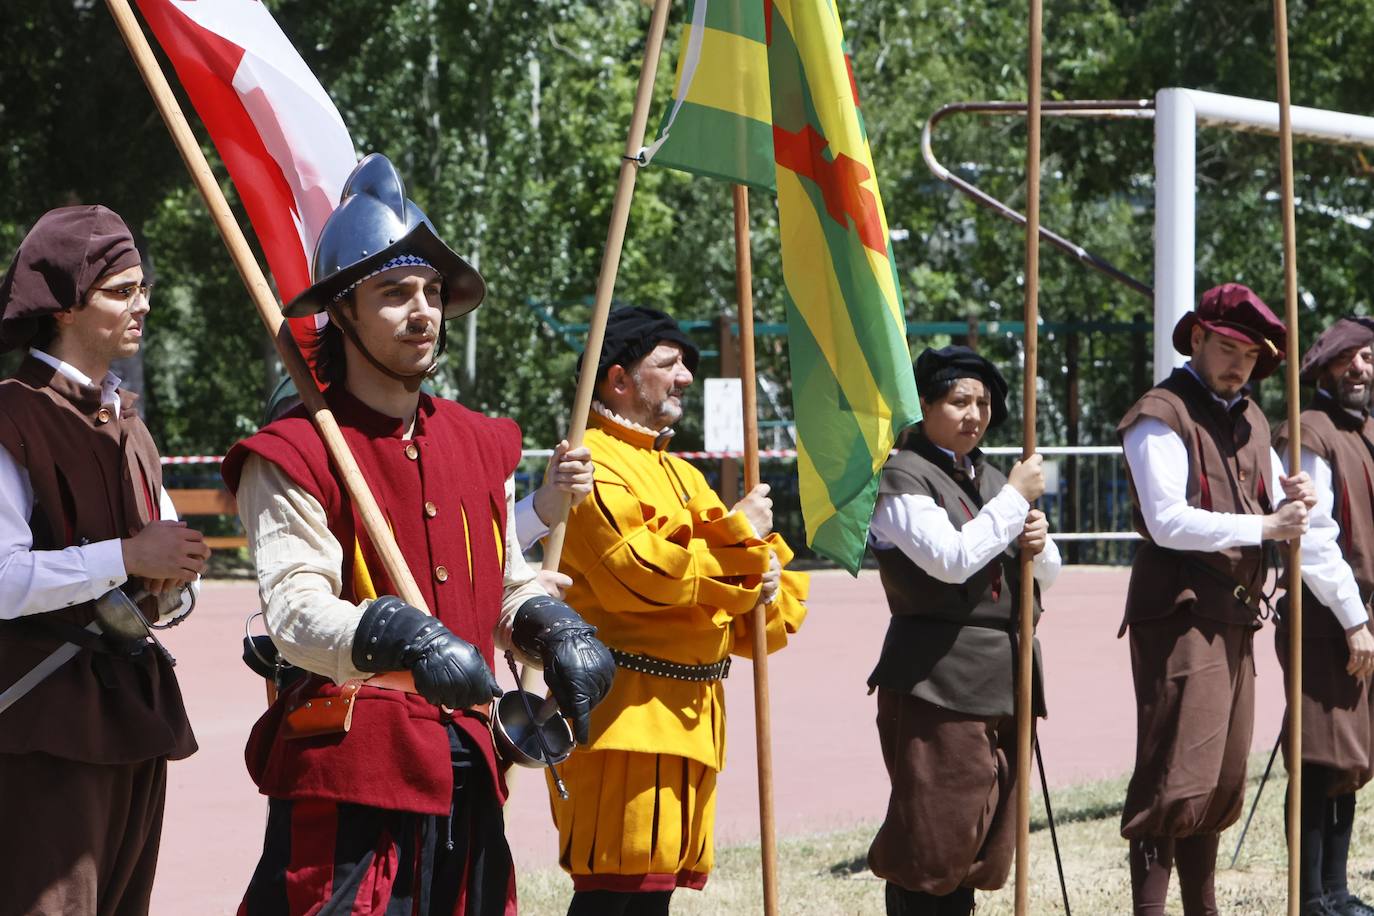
left=935, top=886, right=975, bottom=916
left=885, top=882, right=940, bottom=916
left=625, top=890, right=674, bottom=916
left=1296, top=764, right=1334, bottom=907
left=1323, top=790, right=1357, bottom=902
left=568, top=890, right=632, bottom=916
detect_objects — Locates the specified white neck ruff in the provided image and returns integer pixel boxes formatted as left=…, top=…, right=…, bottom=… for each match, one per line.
left=592, top=400, right=672, bottom=438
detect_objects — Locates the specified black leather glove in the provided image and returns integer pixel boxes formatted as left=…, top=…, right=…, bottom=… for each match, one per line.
left=511, top=595, right=616, bottom=744
left=352, top=596, right=501, bottom=709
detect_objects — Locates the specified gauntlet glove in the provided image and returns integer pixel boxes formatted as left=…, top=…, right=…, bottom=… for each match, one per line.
left=353, top=596, right=501, bottom=709
left=511, top=595, right=615, bottom=743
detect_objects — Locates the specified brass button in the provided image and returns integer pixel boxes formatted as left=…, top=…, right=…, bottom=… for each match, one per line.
left=434, top=565, right=449, bottom=582
left=94, top=407, right=112, bottom=424
left=405, top=443, right=419, bottom=460
left=1238, top=469, right=1247, bottom=482
left=424, top=501, right=437, bottom=518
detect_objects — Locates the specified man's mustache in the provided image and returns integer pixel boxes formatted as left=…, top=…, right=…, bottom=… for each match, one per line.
left=396, top=322, right=437, bottom=341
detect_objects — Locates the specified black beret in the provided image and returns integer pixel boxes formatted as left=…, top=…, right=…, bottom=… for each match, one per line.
left=578, top=306, right=701, bottom=382
left=914, top=345, right=1010, bottom=429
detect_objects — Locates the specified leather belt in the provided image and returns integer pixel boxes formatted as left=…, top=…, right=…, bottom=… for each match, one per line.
left=609, top=648, right=730, bottom=682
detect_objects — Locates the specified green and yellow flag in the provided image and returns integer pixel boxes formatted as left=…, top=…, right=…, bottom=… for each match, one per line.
left=647, top=1, right=774, bottom=190
left=646, top=0, right=920, bottom=574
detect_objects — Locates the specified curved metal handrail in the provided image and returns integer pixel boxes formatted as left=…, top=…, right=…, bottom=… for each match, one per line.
left=920, top=99, right=1156, bottom=300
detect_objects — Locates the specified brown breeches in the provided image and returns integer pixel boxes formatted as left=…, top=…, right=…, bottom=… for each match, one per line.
left=0, top=752, right=167, bottom=916
left=1121, top=611, right=1255, bottom=840
left=1275, top=622, right=1374, bottom=795
left=867, top=690, right=1018, bottom=895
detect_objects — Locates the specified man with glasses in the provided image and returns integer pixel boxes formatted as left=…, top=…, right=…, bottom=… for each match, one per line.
left=0, top=205, right=208, bottom=914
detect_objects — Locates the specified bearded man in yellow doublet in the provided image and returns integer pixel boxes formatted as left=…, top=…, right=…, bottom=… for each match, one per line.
left=537, top=307, right=808, bottom=916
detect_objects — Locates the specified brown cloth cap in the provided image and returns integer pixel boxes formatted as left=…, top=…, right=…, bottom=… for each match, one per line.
left=1171, top=283, right=1287, bottom=380
left=0, top=205, right=140, bottom=352
left=1299, top=317, right=1374, bottom=383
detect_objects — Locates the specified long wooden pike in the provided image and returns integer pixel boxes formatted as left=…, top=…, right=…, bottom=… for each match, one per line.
left=104, top=0, right=420, bottom=694
left=1271, top=1, right=1303, bottom=912
left=1015, top=0, right=1045, bottom=912
left=732, top=184, right=780, bottom=915
left=515, top=0, right=674, bottom=683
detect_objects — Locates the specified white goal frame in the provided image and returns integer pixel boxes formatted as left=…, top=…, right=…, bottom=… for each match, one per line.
left=1153, top=88, right=1374, bottom=381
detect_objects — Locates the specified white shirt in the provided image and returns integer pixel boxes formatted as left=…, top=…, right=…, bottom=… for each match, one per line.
left=1120, top=364, right=1281, bottom=550
left=236, top=454, right=548, bottom=685
left=0, top=349, right=187, bottom=619
left=1291, top=446, right=1367, bottom=631
left=868, top=445, right=1062, bottom=589
left=513, top=492, right=547, bottom=553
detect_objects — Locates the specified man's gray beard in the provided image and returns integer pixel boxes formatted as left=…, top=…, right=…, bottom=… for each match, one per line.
left=1338, top=382, right=1371, bottom=411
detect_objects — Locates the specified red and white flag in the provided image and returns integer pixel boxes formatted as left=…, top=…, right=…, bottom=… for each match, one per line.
left=136, top=0, right=356, bottom=338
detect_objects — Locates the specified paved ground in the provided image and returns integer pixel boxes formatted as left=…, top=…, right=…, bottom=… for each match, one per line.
left=149, top=568, right=1288, bottom=914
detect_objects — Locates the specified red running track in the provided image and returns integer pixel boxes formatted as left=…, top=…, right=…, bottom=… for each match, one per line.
left=148, top=568, right=1286, bottom=913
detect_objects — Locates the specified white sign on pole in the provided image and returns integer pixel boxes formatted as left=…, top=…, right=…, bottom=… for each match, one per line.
left=704, top=378, right=744, bottom=454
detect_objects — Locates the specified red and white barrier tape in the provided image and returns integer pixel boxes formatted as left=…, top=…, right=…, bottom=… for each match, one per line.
left=160, top=456, right=224, bottom=465
left=162, top=448, right=802, bottom=466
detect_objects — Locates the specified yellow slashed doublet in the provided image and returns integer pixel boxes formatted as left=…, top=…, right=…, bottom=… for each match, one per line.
left=550, top=414, right=807, bottom=892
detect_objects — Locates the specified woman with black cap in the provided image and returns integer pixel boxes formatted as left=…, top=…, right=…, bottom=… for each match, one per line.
left=864, top=344, right=1061, bottom=916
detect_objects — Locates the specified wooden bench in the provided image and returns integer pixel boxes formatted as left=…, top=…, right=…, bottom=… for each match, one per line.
left=168, top=488, right=246, bottom=550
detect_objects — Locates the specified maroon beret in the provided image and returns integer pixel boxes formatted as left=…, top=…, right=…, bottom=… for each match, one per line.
left=1171, top=283, right=1287, bottom=380
left=1299, top=317, right=1374, bottom=383
left=0, top=205, right=140, bottom=352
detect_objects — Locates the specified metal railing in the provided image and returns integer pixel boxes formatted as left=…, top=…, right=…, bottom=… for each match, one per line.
left=168, top=444, right=1142, bottom=565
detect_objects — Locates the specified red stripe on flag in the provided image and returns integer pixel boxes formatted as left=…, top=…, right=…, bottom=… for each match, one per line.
left=135, top=0, right=319, bottom=354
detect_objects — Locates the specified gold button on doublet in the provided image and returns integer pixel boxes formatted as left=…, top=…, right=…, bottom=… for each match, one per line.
left=94, top=407, right=112, bottom=425
left=424, top=501, right=437, bottom=518
left=1238, top=469, right=1247, bottom=482
left=405, top=443, right=419, bottom=460
left=434, top=565, right=449, bottom=582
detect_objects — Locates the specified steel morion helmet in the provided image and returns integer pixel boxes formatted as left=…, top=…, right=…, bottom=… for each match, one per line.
left=283, top=153, right=485, bottom=319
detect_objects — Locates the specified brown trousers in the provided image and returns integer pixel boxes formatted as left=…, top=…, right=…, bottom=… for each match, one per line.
left=867, top=690, right=1018, bottom=895
left=1276, top=622, right=1374, bottom=795
left=1121, top=610, right=1255, bottom=839
left=0, top=753, right=167, bottom=916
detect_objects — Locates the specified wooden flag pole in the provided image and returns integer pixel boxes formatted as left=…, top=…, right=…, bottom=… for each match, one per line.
left=1272, top=1, right=1303, bottom=912
left=106, top=0, right=422, bottom=693
left=733, top=184, right=779, bottom=915
left=1015, top=0, right=1045, bottom=913
left=518, top=0, right=674, bottom=696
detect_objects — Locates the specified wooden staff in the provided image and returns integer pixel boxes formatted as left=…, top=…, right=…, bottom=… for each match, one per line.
left=1272, top=1, right=1303, bottom=912
left=733, top=185, right=780, bottom=915
left=105, top=0, right=420, bottom=694
left=1015, top=0, right=1045, bottom=912
left=517, top=0, right=673, bottom=693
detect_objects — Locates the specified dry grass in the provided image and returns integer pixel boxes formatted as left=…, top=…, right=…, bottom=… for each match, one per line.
left=516, top=751, right=1374, bottom=914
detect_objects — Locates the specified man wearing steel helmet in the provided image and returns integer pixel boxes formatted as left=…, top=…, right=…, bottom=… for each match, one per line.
left=539, top=307, right=809, bottom=915
left=0, top=206, right=206, bottom=914
left=1273, top=318, right=1374, bottom=916
left=222, top=155, right=615, bottom=916
left=1117, top=283, right=1316, bottom=915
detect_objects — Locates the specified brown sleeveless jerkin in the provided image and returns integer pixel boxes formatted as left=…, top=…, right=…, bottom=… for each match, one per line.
left=1118, top=367, right=1269, bottom=841
left=1275, top=392, right=1374, bottom=793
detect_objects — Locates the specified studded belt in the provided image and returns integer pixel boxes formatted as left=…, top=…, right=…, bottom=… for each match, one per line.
left=609, top=648, right=731, bottom=682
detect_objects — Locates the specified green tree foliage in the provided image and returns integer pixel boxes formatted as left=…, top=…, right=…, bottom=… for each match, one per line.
left=2, top=1, right=1373, bottom=548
